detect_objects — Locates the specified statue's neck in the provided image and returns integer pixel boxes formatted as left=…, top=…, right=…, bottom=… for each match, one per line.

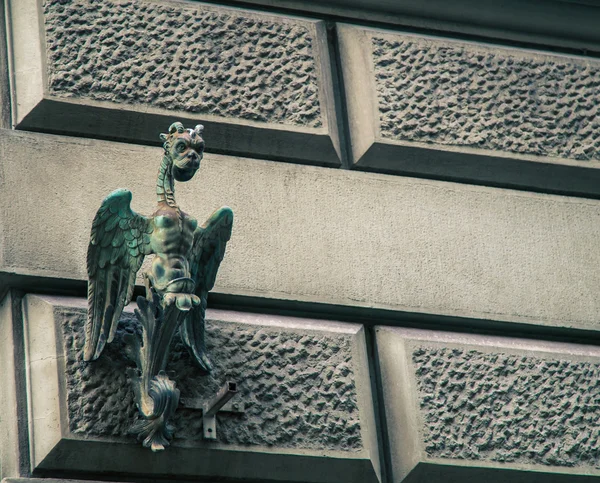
left=156, top=154, right=177, bottom=208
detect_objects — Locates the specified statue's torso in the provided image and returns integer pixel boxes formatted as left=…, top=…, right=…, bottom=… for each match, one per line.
left=149, top=206, right=198, bottom=293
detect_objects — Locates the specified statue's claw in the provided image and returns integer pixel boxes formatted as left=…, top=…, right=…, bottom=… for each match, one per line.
left=197, top=352, right=213, bottom=373
left=163, top=293, right=201, bottom=311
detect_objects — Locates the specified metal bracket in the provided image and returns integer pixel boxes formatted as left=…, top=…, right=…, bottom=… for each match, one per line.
left=180, top=381, right=244, bottom=440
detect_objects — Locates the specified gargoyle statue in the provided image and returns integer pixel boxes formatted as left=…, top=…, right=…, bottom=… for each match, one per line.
left=85, top=121, right=233, bottom=451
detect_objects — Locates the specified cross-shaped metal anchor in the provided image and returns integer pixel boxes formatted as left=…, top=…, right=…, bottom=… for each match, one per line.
left=180, top=381, right=245, bottom=440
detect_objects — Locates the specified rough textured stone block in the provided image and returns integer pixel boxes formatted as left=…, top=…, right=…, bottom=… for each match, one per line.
left=21, top=294, right=380, bottom=482
left=376, top=326, right=600, bottom=482
left=7, top=0, right=340, bottom=165
left=338, top=24, right=600, bottom=196
left=3, top=129, right=600, bottom=331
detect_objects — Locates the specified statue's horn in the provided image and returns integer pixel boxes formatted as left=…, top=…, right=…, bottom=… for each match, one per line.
left=194, top=124, right=204, bottom=135
left=169, top=122, right=184, bottom=134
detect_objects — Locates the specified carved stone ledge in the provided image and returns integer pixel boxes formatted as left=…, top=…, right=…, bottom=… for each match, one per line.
left=213, top=0, right=600, bottom=54
left=21, top=294, right=380, bottom=483
left=4, top=129, right=600, bottom=333
left=376, top=326, right=600, bottom=482
left=6, top=0, right=341, bottom=165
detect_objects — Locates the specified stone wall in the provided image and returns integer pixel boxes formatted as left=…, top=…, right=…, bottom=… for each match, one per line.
left=2, top=1, right=600, bottom=483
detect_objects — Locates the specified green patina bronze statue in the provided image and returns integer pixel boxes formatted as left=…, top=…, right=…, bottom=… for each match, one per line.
left=85, top=121, right=233, bottom=451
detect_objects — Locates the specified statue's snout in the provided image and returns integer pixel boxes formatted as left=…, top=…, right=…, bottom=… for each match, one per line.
left=184, top=151, right=201, bottom=172
left=173, top=153, right=200, bottom=181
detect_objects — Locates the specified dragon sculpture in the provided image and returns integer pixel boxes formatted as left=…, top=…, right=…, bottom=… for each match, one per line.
left=85, top=121, right=233, bottom=451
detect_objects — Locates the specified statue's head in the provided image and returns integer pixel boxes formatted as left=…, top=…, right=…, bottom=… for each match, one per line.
left=160, top=122, right=205, bottom=182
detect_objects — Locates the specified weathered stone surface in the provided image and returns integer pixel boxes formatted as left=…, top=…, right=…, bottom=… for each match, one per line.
left=338, top=25, right=600, bottom=196
left=64, top=309, right=362, bottom=450
left=3, top=129, right=600, bottom=332
left=373, top=39, right=600, bottom=161
left=7, top=0, right=340, bottom=164
left=22, top=295, right=380, bottom=482
left=414, top=347, right=600, bottom=466
left=0, top=293, right=22, bottom=479
left=376, top=326, right=600, bottom=482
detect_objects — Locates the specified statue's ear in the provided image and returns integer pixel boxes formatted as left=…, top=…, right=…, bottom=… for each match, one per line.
left=159, top=133, right=168, bottom=142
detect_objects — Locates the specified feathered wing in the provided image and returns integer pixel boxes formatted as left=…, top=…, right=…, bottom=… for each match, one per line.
left=85, top=189, right=153, bottom=361
left=181, top=206, right=233, bottom=372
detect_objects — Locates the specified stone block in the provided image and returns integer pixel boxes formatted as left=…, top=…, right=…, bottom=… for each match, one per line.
left=20, top=294, right=380, bottom=482
left=3, top=129, right=600, bottom=332
left=376, top=326, right=600, bottom=482
left=0, top=293, right=22, bottom=479
left=337, top=24, right=600, bottom=196
left=4, top=129, right=600, bottom=330
left=0, top=0, right=10, bottom=129
left=6, top=0, right=340, bottom=165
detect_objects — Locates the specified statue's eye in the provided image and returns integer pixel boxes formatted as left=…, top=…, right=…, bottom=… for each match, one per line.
left=176, top=142, right=186, bottom=153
